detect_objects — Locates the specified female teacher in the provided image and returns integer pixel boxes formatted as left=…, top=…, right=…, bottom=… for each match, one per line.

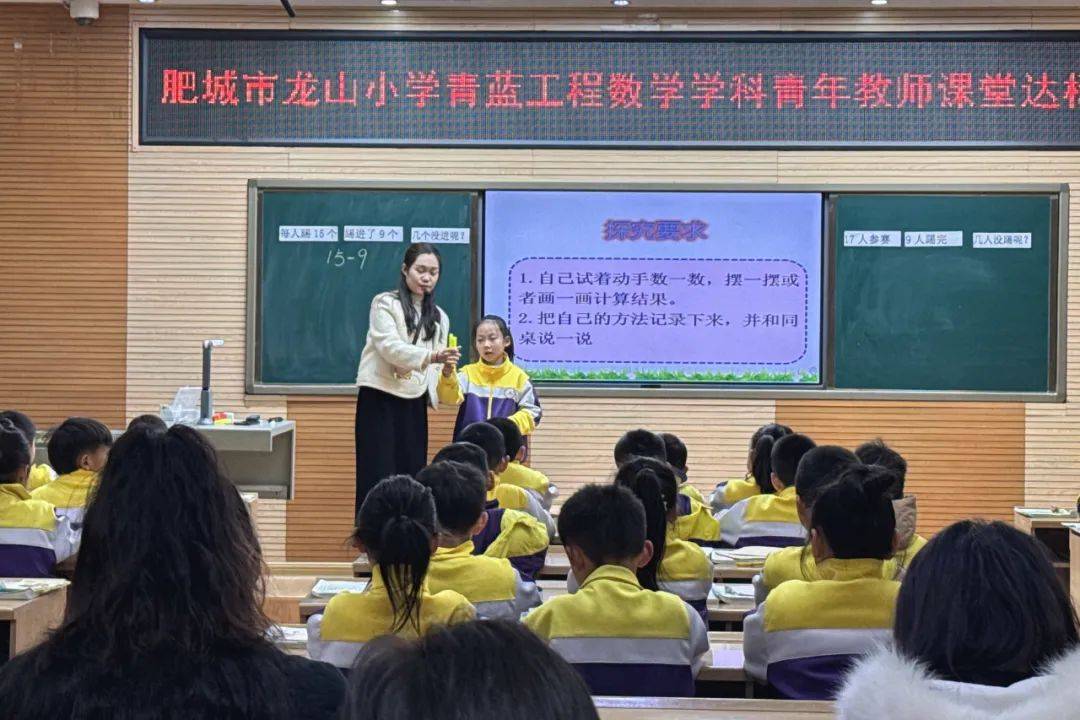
left=354, top=242, right=460, bottom=515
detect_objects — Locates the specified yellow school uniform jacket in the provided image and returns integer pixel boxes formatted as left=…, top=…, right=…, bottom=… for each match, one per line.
left=488, top=479, right=555, bottom=539
left=499, top=462, right=557, bottom=510
left=744, top=558, right=899, bottom=700
left=438, top=359, right=542, bottom=438
left=31, top=469, right=97, bottom=528
left=0, top=484, right=78, bottom=577
left=306, top=567, right=474, bottom=669
left=525, top=564, right=709, bottom=697
left=27, top=464, right=56, bottom=492
left=426, top=540, right=541, bottom=620
left=678, top=483, right=706, bottom=506
left=673, top=494, right=720, bottom=543
left=716, top=486, right=806, bottom=549
left=474, top=507, right=550, bottom=582
left=709, top=476, right=761, bottom=513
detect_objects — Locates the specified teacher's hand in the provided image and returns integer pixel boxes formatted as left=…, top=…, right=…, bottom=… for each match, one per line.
left=432, top=347, right=461, bottom=367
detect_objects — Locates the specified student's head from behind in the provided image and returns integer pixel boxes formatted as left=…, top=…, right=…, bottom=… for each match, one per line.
left=0, top=410, right=36, bottom=457
left=614, top=457, right=678, bottom=591
left=473, top=314, right=515, bottom=364
left=557, top=484, right=652, bottom=582
left=769, top=433, right=817, bottom=491
left=65, top=425, right=269, bottom=655
left=660, top=432, right=688, bottom=479
left=432, top=441, right=489, bottom=478
left=414, top=461, right=487, bottom=543
left=748, top=423, right=792, bottom=494
left=855, top=439, right=907, bottom=498
left=794, top=445, right=860, bottom=528
left=353, top=475, right=438, bottom=633
left=126, top=414, right=167, bottom=434
left=486, top=417, right=523, bottom=463
left=809, top=465, right=897, bottom=564
left=47, top=417, right=112, bottom=475
left=458, top=422, right=508, bottom=476
left=895, top=520, right=1079, bottom=687
left=0, top=418, right=32, bottom=486
left=613, top=428, right=666, bottom=468
left=346, top=620, right=599, bottom=720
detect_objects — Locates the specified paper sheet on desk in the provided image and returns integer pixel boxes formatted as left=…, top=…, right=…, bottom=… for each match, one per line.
left=712, top=546, right=774, bottom=565
left=311, top=579, right=368, bottom=597
left=712, top=582, right=756, bottom=603
left=268, top=625, right=308, bottom=646
left=0, top=578, right=69, bottom=600
left=711, top=644, right=743, bottom=669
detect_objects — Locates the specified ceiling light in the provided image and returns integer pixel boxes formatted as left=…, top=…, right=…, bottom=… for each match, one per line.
left=138, top=0, right=156, bottom=4
left=871, top=0, right=888, bottom=5
left=612, top=0, right=630, bottom=6
left=381, top=0, right=398, bottom=5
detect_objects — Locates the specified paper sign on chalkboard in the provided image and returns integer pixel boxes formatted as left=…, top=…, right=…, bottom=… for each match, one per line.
left=843, top=230, right=901, bottom=248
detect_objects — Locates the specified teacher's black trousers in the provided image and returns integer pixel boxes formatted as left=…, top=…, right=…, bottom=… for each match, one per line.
left=354, top=386, right=429, bottom=518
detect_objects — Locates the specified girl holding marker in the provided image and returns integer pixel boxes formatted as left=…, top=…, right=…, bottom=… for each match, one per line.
left=438, top=315, right=542, bottom=447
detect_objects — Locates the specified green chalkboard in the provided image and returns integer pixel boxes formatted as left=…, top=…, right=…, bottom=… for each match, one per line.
left=831, top=193, right=1057, bottom=393
left=254, top=189, right=476, bottom=388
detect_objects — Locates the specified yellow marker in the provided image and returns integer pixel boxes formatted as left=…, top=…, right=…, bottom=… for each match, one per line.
left=448, top=333, right=458, bottom=348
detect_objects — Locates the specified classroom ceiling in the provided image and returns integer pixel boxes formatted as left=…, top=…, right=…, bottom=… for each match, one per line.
left=28, top=0, right=1080, bottom=8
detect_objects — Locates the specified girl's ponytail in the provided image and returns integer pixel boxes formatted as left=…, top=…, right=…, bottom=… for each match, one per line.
left=615, top=457, right=678, bottom=591
left=749, top=424, right=791, bottom=494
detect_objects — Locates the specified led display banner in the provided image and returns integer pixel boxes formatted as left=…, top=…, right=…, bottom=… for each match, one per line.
left=142, top=29, right=1080, bottom=147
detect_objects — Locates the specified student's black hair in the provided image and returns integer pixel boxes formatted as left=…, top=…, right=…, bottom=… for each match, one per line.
left=415, top=461, right=487, bottom=536
left=458, top=422, right=506, bottom=472
left=660, top=432, right=688, bottom=476
left=474, top=314, right=515, bottom=362
left=126, top=414, right=167, bottom=434
left=855, top=439, right=908, bottom=498
left=47, top=417, right=113, bottom=475
left=614, top=457, right=677, bottom=591
left=353, top=475, right=438, bottom=633
left=346, top=620, right=599, bottom=720
left=397, top=242, right=442, bottom=343
left=748, top=423, right=792, bottom=494
left=557, top=484, right=645, bottom=567
left=770, top=433, right=817, bottom=488
left=432, top=442, right=489, bottom=476
left=0, top=425, right=310, bottom=719
left=486, top=417, right=523, bottom=462
left=0, top=410, right=35, bottom=447
left=810, top=465, right=896, bottom=560
left=0, top=418, right=32, bottom=483
left=613, top=429, right=667, bottom=468
left=895, top=520, right=1079, bottom=687
left=794, top=445, right=860, bottom=506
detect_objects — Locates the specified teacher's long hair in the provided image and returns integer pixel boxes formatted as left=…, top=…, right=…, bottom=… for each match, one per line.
left=398, top=243, right=442, bottom=343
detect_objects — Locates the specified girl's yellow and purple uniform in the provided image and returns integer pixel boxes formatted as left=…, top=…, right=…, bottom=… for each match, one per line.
left=438, top=358, right=542, bottom=441
left=0, top=484, right=79, bottom=577
left=306, top=566, right=474, bottom=669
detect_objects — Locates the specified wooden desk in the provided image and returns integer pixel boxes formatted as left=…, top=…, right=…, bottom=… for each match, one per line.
left=352, top=549, right=762, bottom=583
left=300, top=578, right=752, bottom=630
left=0, top=586, right=68, bottom=659
left=1014, top=509, right=1075, bottom=587
left=595, top=697, right=832, bottom=719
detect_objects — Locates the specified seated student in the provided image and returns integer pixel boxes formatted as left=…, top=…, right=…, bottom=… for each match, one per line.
left=661, top=432, right=705, bottom=505
left=33, top=417, right=113, bottom=528
left=710, top=423, right=792, bottom=513
left=855, top=439, right=927, bottom=573
left=744, top=466, right=901, bottom=700
left=754, top=445, right=861, bottom=604
left=126, top=414, right=168, bottom=433
left=432, top=442, right=549, bottom=581
left=613, top=429, right=717, bottom=543
left=611, top=457, right=714, bottom=623
left=415, top=461, right=540, bottom=620
left=837, top=521, right=1080, bottom=720
left=0, top=424, right=345, bottom=719
left=458, top=422, right=554, bottom=537
left=487, top=417, right=557, bottom=510
left=1, top=409, right=57, bottom=491
left=524, top=484, right=709, bottom=697
left=717, top=433, right=816, bottom=548
left=346, top=620, right=599, bottom=720
left=308, top=475, right=474, bottom=670
left=0, top=419, right=78, bottom=577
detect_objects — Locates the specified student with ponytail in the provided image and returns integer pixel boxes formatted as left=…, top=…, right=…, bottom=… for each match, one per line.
left=744, top=465, right=901, bottom=700
left=710, top=423, right=792, bottom=512
left=611, top=457, right=713, bottom=622
left=0, top=418, right=79, bottom=577
left=307, top=475, right=474, bottom=670
left=0, top=410, right=56, bottom=491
